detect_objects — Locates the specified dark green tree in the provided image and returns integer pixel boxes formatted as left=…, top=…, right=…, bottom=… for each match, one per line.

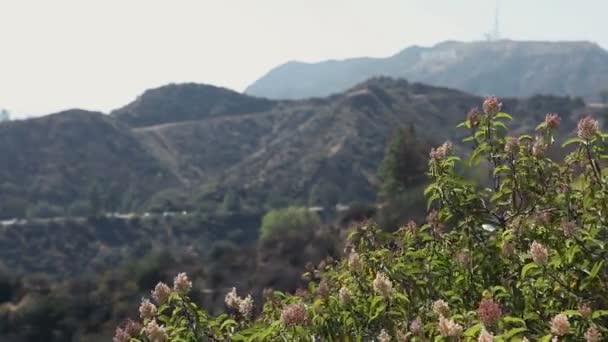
left=377, top=124, right=429, bottom=197
left=220, top=190, right=241, bottom=214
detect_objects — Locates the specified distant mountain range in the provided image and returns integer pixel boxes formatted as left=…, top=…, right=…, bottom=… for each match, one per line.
left=0, top=78, right=595, bottom=218
left=245, top=40, right=608, bottom=100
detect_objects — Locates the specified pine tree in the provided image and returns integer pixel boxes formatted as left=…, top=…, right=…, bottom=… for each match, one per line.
left=378, top=124, right=429, bottom=197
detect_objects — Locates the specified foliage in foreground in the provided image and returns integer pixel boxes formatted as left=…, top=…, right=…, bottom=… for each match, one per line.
left=117, top=97, right=608, bottom=341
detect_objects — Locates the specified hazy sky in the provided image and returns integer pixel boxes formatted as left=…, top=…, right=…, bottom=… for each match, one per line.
left=1, top=0, right=607, bottom=117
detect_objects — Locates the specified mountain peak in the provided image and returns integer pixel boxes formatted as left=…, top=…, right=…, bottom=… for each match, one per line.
left=112, top=83, right=275, bottom=127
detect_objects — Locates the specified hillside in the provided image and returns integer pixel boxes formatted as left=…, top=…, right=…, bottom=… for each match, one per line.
left=0, top=110, right=179, bottom=218
left=107, top=78, right=590, bottom=212
left=220, top=78, right=587, bottom=207
left=245, top=40, right=608, bottom=100
left=0, top=79, right=592, bottom=218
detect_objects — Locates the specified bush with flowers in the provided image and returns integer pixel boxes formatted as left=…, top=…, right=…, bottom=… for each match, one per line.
left=116, top=96, right=608, bottom=341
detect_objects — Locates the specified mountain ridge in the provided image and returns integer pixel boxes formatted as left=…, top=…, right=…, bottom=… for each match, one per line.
left=0, top=77, right=594, bottom=218
left=245, top=40, right=608, bottom=100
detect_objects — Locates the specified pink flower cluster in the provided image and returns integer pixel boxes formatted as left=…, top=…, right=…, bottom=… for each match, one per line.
left=550, top=313, right=570, bottom=336
left=224, top=287, right=254, bottom=317
left=120, top=272, right=193, bottom=341
left=438, top=316, right=463, bottom=337
left=560, top=219, right=578, bottom=238
left=373, top=272, right=394, bottom=299
left=478, top=329, right=495, bottom=342
left=280, top=303, right=309, bottom=326
left=544, top=113, right=561, bottom=129
left=585, top=324, right=602, bottom=342
left=467, top=107, right=481, bottom=126
left=144, top=320, right=168, bottom=342
left=338, top=286, right=352, bottom=305
left=477, top=297, right=502, bottom=326
left=433, top=299, right=450, bottom=317
left=173, top=272, right=192, bottom=294
left=348, top=251, right=362, bottom=272
left=483, top=96, right=502, bottom=115
left=113, top=320, right=141, bottom=342
left=430, top=141, right=454, bottom=161
left=151, top=282, right=171, bottom=305
left=399, top=220, right=418, bottom=235
left=139, top=298, right=157, bottom=320
left=409, top=317, right=423, bottom=336
left=529, top=241, right=549, bottom=265
left=577, top=116, right=599, bottom=140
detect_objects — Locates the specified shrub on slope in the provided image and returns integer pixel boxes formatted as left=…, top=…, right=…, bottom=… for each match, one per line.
left=117, top=97, right=608, bottom=341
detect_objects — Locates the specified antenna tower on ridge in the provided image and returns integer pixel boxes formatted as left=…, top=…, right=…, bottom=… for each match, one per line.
left=493, top=1, right=501, bottom=40
left=485, top=0, right=501, bottom=41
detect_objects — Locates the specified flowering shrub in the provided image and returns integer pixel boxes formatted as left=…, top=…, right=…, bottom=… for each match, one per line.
left=118, top=97, right=608, bottom=341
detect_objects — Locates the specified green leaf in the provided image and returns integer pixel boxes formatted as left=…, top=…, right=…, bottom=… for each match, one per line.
left=495, top=112, right=513, bottom=120
left=368, top=304, right=386, bottom=322
left=493, top=121, right=508, bottom=130
left=468, top=143, right=489, bottom=166
left=220, top=319, right=237, bottom=330
left=424, top=184, right=440, bottom=196
left=521, top=263, right=538, bottom=278
left=368, top=296, right=386, bottom=322
left=501, top=316, right=526, bottom=327
left=587, top=260, right=604, bottom=278
left=592, top=310, right=608, bottom=319
left=503, top=327, right=527, bottom=339
left=562, top=137, right=584, bottom=147
left=561, top=310, right=581, bottom=317
left=493, top=165, right=510, bottom=175
left=427, top=193, right=440, bottom=210
left=565, top=244, right=581, bottom=264
left=464, top=323, right=482, bottom=337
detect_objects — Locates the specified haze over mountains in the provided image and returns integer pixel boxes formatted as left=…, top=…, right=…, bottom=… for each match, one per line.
left=2, top=38, right=608, bottom=342
left=246, top=40, right=608, bottom=101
